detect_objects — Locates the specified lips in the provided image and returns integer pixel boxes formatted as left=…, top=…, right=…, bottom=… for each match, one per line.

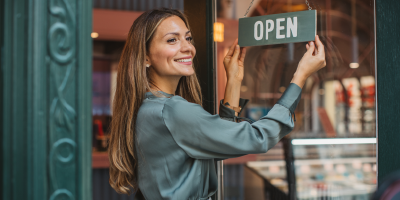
left=175, top=58, right=192, bottom=62
left=174, top=56, right=192, bottom=65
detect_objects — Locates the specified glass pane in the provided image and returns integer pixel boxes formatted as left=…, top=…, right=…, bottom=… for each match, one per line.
left=217, top=0, right=376, bottom=199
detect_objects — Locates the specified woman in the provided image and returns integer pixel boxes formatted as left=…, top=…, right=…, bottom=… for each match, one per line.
left=108, top=8, right=326, bottom=200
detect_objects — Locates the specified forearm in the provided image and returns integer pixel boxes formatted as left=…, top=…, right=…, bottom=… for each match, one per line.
left=290, top=72, right=308, bottom=89
left=223, top=79, right=241, bottom=116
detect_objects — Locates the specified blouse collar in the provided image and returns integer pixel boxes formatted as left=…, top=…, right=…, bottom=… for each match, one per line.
left=145, top=90, right=174, bottom=99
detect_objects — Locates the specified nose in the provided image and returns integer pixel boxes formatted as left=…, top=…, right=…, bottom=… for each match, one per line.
left=181, top=38, right=194, bottom=53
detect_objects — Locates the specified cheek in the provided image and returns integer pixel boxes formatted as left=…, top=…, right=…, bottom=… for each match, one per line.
left=152, top=46, right=179, bottom=65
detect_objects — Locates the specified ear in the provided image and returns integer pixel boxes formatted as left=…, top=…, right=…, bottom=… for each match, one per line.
left=145, top=55, right=151, bottom=66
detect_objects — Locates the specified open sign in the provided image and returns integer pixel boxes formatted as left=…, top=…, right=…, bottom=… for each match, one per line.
left=238, top=10, right=316, bottom=47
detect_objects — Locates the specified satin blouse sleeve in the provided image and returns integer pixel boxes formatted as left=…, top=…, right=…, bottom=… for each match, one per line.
left=161, top=83, right=302, bottom=159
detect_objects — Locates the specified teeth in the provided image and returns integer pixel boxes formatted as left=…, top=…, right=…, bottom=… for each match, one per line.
left=176, top=58, right=191, bottom=62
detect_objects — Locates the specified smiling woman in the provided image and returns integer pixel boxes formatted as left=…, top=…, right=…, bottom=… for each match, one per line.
left=108, top=7, right=325, bottom=200
left=108, top=8, right=203, bottom=197
left=145, top=16, right=197, bottom=94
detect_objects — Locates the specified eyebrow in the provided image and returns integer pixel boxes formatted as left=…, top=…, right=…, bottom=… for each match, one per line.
left=163, top=31, right=191, bottom=38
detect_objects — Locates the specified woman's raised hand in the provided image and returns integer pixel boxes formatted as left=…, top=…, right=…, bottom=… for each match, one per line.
left=224, top=38, right=247, bottom=82
left=291, top=35, right=326, bottom=88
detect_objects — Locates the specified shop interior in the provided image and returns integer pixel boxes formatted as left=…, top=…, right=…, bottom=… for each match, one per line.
left=90, top=0, right=376, bottom=199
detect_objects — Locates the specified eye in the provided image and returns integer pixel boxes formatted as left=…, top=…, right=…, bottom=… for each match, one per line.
left=186, top=36, right=193, bottom=42
left=167, top=38, right=177, bottom=43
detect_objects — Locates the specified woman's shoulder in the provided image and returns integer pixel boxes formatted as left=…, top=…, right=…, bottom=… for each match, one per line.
left=162, top=95, right=205, bottom=121
left=137, top=97, right=170, bottom=122
left=139, top=95, right=204, bottom=123
left=164, top=95, right=201, bottom=111
left=140, top=95, right=195, bottom=114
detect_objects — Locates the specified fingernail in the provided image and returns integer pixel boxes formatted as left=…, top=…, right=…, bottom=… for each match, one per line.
left=310, top=41, right=314, bottom=45
left=236, top=45, right=239, bottom=49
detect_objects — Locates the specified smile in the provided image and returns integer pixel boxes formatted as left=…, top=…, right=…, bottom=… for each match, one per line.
left=174, top=57, right=193, bottom=65
left=175, top=58, right=192, bottom=63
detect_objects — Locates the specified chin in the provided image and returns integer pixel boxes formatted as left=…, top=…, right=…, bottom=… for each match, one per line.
left=177, top=66, right=195, bottom=76
left=180, top=71, right=195, bottom=77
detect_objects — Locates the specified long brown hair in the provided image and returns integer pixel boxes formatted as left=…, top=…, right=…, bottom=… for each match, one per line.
left=108, top=8, right=203, bottom=194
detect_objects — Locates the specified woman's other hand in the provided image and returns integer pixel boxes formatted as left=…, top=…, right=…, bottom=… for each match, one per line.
left=222, top=39, right=246, bottom=112
left=291, top=35, right=326, bottom=88
left=223, top=38, right=247, bottom=83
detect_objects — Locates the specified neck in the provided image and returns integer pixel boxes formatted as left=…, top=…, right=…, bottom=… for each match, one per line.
left=149, top=72, right=181, bottom=95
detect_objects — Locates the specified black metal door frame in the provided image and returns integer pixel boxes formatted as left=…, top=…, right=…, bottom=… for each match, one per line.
left=184, top=0, right=220, bottom=199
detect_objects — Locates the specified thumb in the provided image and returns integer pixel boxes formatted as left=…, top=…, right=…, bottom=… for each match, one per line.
left=306, top=41, right=315, bottom=55
left=232, top=45, right=241, bottom=60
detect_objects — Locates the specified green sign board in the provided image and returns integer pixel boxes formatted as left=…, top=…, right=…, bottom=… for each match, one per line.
left=238, top=10, right=317, bottom=47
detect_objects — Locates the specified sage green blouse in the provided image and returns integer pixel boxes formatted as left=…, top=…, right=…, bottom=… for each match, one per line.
left=136, top=83, right=302, bottom=200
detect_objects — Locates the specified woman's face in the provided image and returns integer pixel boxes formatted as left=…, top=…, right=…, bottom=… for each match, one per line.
left=146, top=16, right=196, bottom=78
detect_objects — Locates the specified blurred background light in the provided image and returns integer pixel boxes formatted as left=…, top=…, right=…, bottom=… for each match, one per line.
left=214, top=22, right=224, bottom=42
left=91, top=32, right=99, bottom=38
left=350, top=62, right=359, bottom=68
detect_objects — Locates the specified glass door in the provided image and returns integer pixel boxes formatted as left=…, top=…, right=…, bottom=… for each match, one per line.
left=217, top=0, right=376, bottom=199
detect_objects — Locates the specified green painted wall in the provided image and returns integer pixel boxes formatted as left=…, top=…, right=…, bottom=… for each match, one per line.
left=1, top=0, right=92, bottom=199
left=376, top=0, right=400, bottom=185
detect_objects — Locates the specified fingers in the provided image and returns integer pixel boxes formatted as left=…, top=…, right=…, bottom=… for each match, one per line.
left=306, top=41, right=315, bottom=55
left=314, top=35, right=326, bottom=67
left=314, top=35, right=325, bottom=56
left=226, top=38, right=238, bottom=57
left=309, top=41, right=317, bottom=55
left=239, top=47, right=247, bottom=63
left=232, top=44, right=241, bottom=60
left=306, top=43, right=310, bottom=50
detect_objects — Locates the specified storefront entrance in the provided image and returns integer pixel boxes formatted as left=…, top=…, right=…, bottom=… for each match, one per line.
left=1, top=0, right=400, bottom=200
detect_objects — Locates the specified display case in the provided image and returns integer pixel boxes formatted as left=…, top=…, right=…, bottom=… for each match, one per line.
left=247, top=141, right=376, bottom=199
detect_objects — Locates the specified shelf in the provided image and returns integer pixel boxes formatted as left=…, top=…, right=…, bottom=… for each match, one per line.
left=247, top=157, right=376, bottom=168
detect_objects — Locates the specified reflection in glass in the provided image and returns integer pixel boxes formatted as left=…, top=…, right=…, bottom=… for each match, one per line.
left=218, top=0, right=376, bottom=199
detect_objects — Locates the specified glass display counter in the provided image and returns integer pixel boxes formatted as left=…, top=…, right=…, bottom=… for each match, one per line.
left=247, top=142, right=376, bottom=199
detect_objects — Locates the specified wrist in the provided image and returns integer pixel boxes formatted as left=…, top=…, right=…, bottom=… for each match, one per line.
left=293, top=70, right=308, bottom=80
left=291, top=73, right=307, bottom=89
left=224, top=78, right=241, bottom=110
left=226, top=78, right=242, bottom=86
